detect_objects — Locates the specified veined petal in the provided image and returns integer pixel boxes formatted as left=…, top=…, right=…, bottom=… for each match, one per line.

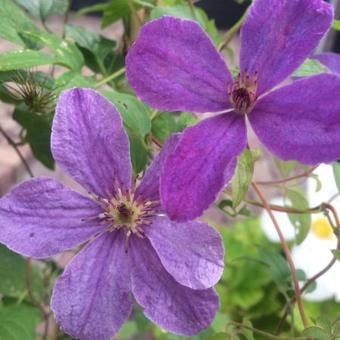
left=126, top=16, right=232, bottom=113
left=161, top=113, right=246, bottom=221
left=52, top=88, right=131, bottom=197
left=0, top=177, right=103, bottom=259
left=249, top=74, right=340, bottom=164
left=314, top=52, right=340, bottom=75
left=240, top=0, right=333, bottom=95
left=136, top=133, right=181, bottom=202
left=130, top=237, right=219, bottom=336
left=51, top=231, right=132, bottom=340
left=145, top=216, right=224, bottom=289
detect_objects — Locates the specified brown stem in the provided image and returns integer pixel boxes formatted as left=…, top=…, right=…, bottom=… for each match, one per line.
left=256, top=166, right=318, bottom=186
left=276, top=202, right=340, bottom=333
left=0, top=125, right=34, bottom=178
left=252, top=181, right=308, bottom=327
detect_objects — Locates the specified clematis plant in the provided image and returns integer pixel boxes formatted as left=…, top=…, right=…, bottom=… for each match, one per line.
left=0, top=88, right=224, bottom=339
left=126, top=0, right=340, bottom=222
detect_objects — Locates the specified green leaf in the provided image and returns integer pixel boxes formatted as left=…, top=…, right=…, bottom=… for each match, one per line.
left=0, top=245, right=43, bottom=298
left=239, top=318, right=255, bottom=340
left=333, top=19, right=340, bottom=31
left=207, top=333, right=229, bottom=340
left=55, top=71, right=95, bottom=93
left=103, top=90, right=151, bottom=137
left=13, top=109, right=54, bottom=169
left=331, top=249, right=340, bottom=261
left=102, top=0, right=131, bottom=27
left=65, top=24, right=116, bottom=62
left=231, top=149, right=255, bottom=208
left=302, top=326, right=332, bottom=340
left=285, top=189, right=311, bottom=244
left=0, top=50, right=55, bottom=71
left=293, top=58, right=328, bottom=77
left=128, top=134, right=149, bottom=174
left=15, top=0, right=69, bottom=21
left=80, top=0, right=132, bottom=29
left=0, top=0, right=40, bottom=46
left=258, top=247, right=291, bottom=294
left=0, top=305, right=41, bottom=340
left=332, top=162, right=340, bottom=193
left=151, top=112, right=178, bottom=143
left=21, top=30, right=84, bottom=71
left=150, top=5, right=220, bottom=44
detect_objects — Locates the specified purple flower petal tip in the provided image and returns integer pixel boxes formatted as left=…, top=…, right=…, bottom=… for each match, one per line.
left=126, top=16, right=232, bottom=113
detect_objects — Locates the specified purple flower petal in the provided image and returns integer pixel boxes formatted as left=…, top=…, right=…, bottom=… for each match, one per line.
left=126, top=16, right=232, bottom=113
left=52, top=88, right=131, bottom=197
left=136, top=133, right=181, bottom=202
left=161, top=113, right=246, bottom=221
left=145, top=216, right=224, bottom=289
left=249, top=74, right=340, bottom=165
left=240, top=0, right=333, bottom=95
left=51, top=231, right=132, bottom=340
left=314, top=52, right=340, bottom=75
left=130, top=237, right=219, bottom=336
left=0, top=177, right=103, bottom=259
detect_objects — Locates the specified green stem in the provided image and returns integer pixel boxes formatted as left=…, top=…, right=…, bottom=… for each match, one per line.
left=218, top=10, right=248, bottom=51
left=187, top=0, right=197, bottom=19
left=95, top=68, right=126, bottom=88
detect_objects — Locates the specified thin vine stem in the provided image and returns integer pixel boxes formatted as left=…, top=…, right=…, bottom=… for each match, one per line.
left=256, top=166, right=318, bottom=186
left=218, top=10, right=248, bottom=51
left=95, top=67, right=126, bottom=88
left=0, top=124, right=34, bottom=178
left=276, top=202, right=340, bottom=333
left=252, top=181, right=309, bottom=328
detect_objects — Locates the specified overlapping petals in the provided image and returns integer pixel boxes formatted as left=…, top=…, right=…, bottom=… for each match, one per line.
left=51, top=231, right=133, bottom=340
left=145, top=216, right=224, bottom=289
left=161, top=114, right=246, bottom=220
left=52, top=88, right=132, bottom=197
left=314, top=52, right=340, bottom=75
left=0, top=88, right=225, bottom=338
left=130, top=237, right=219, bottom=336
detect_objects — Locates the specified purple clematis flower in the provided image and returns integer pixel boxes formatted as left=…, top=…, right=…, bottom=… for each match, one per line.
left=0, top=88, right=224, bottom=339
left=126, top=0, right=340, bottom=222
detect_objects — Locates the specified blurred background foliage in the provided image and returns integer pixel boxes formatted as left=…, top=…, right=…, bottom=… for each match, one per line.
left=0, top=0, right=340, bottom=339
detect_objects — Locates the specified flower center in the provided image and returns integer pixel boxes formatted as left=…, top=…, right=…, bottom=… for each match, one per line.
left=229, top=71, right=258, bottom=114
left=311, top=217, right=334, bottom=239
left=85, top=181, right=159, bottom=239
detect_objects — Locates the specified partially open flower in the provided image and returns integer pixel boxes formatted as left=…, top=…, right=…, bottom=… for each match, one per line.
left=0, top=88, right=224, bottom=339
left=260, top=165, right=340, bottom=301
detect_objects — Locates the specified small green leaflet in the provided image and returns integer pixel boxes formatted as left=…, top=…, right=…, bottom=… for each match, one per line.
left=231, top=149, right=255, bottom=208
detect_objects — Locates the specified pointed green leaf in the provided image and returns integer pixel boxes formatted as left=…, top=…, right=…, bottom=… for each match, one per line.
left=231, top=149, right=254, bottom=208
left=0, top=50, right=55, bottom=71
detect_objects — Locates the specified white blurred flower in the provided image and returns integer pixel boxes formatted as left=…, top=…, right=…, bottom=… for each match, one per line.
left=260, top=164, right=340, bottom=302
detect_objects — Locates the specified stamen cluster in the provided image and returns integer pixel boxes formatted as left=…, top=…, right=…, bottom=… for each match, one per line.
left=228, top=71, right=258, bottom=114
left=87, top=180, right=159, bottom=239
